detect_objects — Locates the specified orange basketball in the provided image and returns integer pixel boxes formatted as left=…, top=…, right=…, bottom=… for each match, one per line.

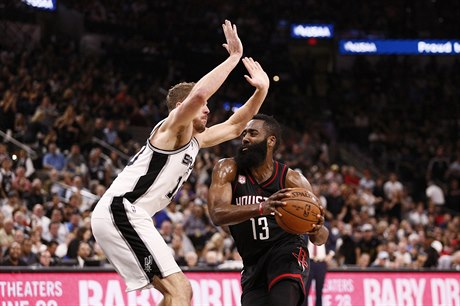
left=275, top=187, right=323, bottom=235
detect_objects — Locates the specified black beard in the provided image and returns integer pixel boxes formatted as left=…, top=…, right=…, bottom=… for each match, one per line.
left=235, top=138, right=268, bottom=170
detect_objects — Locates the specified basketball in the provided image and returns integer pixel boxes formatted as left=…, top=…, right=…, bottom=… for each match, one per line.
left=275, top=187, right=323, bottom=235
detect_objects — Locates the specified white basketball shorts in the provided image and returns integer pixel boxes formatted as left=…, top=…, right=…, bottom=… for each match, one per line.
left=91, top=196, right=181, bottom=291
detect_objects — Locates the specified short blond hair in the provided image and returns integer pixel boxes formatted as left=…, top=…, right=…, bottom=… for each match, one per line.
left=166, top=82, right=195, bottom=112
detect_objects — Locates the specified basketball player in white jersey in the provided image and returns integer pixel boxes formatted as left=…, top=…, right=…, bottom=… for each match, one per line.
left=91, top=20, right=270, bottom=305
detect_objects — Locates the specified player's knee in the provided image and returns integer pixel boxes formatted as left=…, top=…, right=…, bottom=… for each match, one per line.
left=174, top=275, right=193, bottom=300
left=181, top=279, right=193, bottom=300
left=152, top=273, right=192, bottom=301
left=269, top=279, right=303, bottom=306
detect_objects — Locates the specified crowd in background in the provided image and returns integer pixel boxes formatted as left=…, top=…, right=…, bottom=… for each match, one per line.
left=0, top=0, right=460, bottom=271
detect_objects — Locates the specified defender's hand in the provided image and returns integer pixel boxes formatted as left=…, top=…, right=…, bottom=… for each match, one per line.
left=222, top=20, right=243, bottom=59
left=242, top=57, right=270, bottom=90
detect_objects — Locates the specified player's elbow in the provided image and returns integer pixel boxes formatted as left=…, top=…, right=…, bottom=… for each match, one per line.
left=209, top=209, right=226, bottom=226
left=210, top=214, right=223, bottom=226
left=226, top=123, right=245, bottom=139
left=188, top=88, right=208, bottom=104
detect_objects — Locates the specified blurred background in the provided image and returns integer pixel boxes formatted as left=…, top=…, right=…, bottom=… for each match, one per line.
left=1, top=0, right=459, bottom=276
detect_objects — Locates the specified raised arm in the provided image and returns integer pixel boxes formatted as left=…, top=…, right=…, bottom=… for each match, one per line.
left=208, top=158, right=289, bottom=226
left=163, top=20, right=243, bottom=131
left=198, top=57, right=270, bottom=148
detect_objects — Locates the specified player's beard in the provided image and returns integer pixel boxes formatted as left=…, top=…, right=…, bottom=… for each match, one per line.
left=193, top=118, right=206, bottom=133
left=235, top=138, right=268, bottom=170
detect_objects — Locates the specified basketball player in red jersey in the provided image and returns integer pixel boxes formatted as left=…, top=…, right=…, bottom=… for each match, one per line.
left=208, top=114, right=329, bottom=306
left=92, top=20, right=270, bottom=306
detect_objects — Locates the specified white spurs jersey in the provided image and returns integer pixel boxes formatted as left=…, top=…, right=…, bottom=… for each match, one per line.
left=102, top=120, right=200, bottom=216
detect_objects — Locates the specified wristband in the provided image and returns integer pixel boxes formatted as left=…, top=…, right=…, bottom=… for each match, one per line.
left=259, top=202, right=263, bottom=216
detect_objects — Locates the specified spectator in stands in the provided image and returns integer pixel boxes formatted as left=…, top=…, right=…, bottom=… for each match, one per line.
left=21, top=238, right=38, bottom=265
left=43, top=220, right=66, bottom=245
left=87, top=147, right=108, bottom=185
left=183, top=202, right=215, bottom=254
left=426, top=180, right=445, bottom=209
left=356, top=223, right=381, bottom=263
left=324, top=182, right=345, bottom=221
left=423, top=239, right=442, bottom=268
left=0, top=241, right=27, bottom=266
left=438, top=250, right=460, bottom=270
left=175, top=182, right=196, bottom=206
left=359, top=186, right=381, bottom=217
left=103, top=120, right=118, bottom=145
left=383, top=190, right=403, bottom=222
left=218, top=246, right=244, bottom=270
left=356, top=253, right=371, bottom=269
left=172, top=222, right=196, bottom=255
left=25, top=179, right=47, bottom=211
left=32, top=250, right=52, bottom=267
left=201, top=232, right=225, bottom=265
left=35, top=95, right=57, bottom=128
left=159, top=219, right=174, bottom=245
left=0, top=90, right=17, bottom=134
left=104, top=151, right=124, bottom=184
left=74, top=113, right=94, bottom=155
left=324, top=164, right=343, bottom=184
left=13, top=211, right=30, bottom=235
left=116, top=120, right=133, bottom=145
left=0, top=158, right=15, bottom=199
left=14, top=149, right=35, bottom=178
left=50, top=209, right=69, bottom=241
left=166, top=201, right=184, bottom=224
left=371, top=251, right=390, bottom=268
left=42, top=129, right=58, bottom=149
left=336, top=224, right=357, bottom=266
left=408, top=202, right=429, bottom=226
left=426, top=146, right=449, bottom=186
left=46, top=240, right=61, bottom=266
left=65, top=176, right=93, bottom=212
left=201, top=249, right=222, bottom=268
left=67, top=227, right=92, bottom=259
left=42, top=143, right=66, bottom=172
left=54, top=105, right=80, bottom=151
left=29, top=227, right=47, bottom=254
left=14, top=113, right=27, bottom=141
left=183, top=251, right=199, bottom=269
left=65, top=144, right=88, bottom=177
left=343, top=166, right=360, bottom=187
left=12, top=166, right=31, bottom=197
left=92, top=118, right=106, bottom=140
left=22, top=109, right=48, bottom=147
left=1, top=191, right=21, bottom=219
left=12, top=229, right=25, bottom=246
left=171, top=233, right=187, bottom=266
left=383, top=173, right=403, bottom=201
left=76, top=241, right=93, bottom=268
left=359, top=169, right=376, bottom=191
left=43, top=169, right=64, bottom=198
left=0, top=217, right=15, bottom=251
left=44, top=193, right=65, bottom=217
left=393, top=240, right=412, bottom=268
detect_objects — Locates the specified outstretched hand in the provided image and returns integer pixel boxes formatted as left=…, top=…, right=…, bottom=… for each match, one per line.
left=222, top=20, right=243, bottom=59
left=242, top=57, right=270, bottom=90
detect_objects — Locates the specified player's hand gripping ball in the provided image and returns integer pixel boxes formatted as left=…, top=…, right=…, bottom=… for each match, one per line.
left=275, top=187, right=323, bottom=235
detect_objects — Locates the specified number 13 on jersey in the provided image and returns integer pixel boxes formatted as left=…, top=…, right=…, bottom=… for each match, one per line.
left=250, top=217, right=270, bottom=240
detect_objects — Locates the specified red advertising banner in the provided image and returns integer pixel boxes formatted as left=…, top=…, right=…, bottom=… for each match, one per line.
left=0, top=271, right=459, bottom=306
